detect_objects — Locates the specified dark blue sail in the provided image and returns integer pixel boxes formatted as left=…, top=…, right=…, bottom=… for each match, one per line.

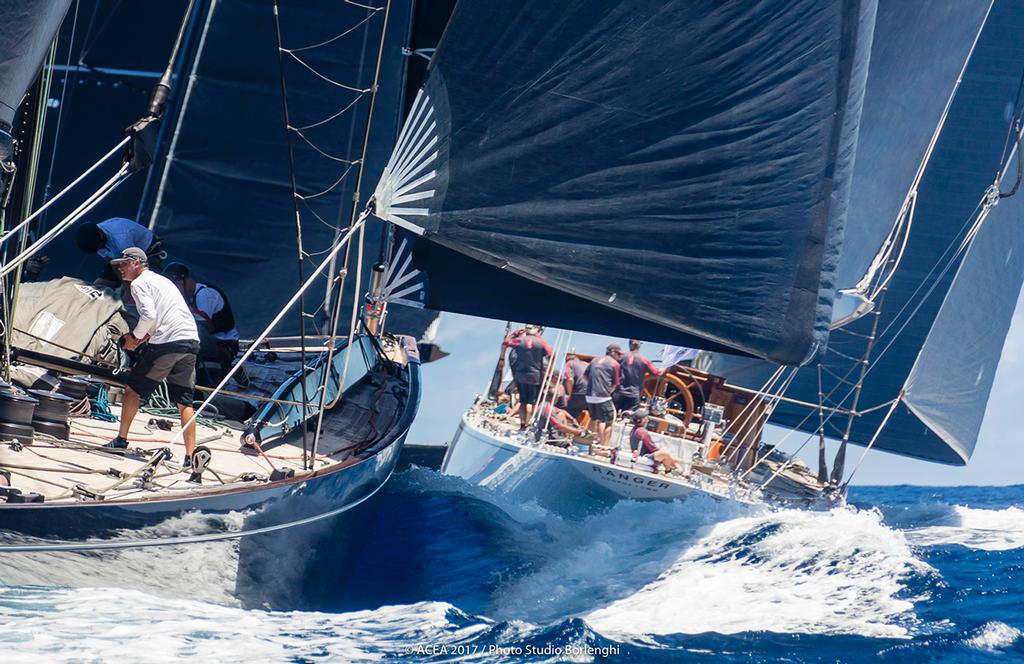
left=374, top=0, right=876, bottom=365
left=0, top=0, right=72, bottom=158
left=147, top=0, right=428, bottom=335
left=705, top=0, right=1024, bottom=465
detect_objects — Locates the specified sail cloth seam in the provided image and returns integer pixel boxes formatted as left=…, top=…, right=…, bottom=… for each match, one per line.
left=845, top=0, right=996, bottom=307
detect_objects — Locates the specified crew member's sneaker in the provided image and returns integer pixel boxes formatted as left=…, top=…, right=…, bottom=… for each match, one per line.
left=182, top=454, right=192, bottom=469
left=106, top=436, right=129, bottom=449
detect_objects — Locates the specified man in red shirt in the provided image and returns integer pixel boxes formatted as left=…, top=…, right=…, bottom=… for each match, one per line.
left=629, top=408, right=681, bottom=473
left=615, top=339, right=661, bottom=412
left=562, top=350, right=589, bottom=419
left=504, top=324, right=553, bottom=430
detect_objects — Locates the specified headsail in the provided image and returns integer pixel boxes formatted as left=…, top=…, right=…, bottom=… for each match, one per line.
left=374, top=0, right=877, bottom=365
left=703, top=0, right=1024, bottom=465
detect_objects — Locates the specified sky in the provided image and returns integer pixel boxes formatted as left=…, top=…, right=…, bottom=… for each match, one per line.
left=406, top=295, right=1024, bottom=487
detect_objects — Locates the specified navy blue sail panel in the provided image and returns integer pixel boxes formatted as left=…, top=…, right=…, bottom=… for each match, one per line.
left=374, top=0, right=876, bottom=365
left=704, top=0, right=1024, bottom=465
left=902, top=188, right=1024, bottom=463
left=0, top=0, right=72, bottom=148
left=833, top=0, right=993, bottom=292
left=150, top=0, right=425, bottom=335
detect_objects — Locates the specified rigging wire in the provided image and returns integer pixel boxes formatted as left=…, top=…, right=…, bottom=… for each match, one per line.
left=283, top=50, right=370, bottom=94
left=273, top=0, right=313, bottom=469
left=847, top=0, right=995, bottom=305
left=289, top=9, right=382, bottom=53
left=39, top=0, right=80, bottom=213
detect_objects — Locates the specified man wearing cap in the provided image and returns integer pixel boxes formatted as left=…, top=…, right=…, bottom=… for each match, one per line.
left=585, top=343, right=622, bottom=447
left=106, top=248, right=203, bottom=468
left=615, top=339, right=661, bottom=412
left=503, top=324, right=552, bottom=430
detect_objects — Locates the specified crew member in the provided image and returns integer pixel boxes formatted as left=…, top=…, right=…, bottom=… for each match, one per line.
left=105, top=248, right=202, bottom=468
left=165, top=262, right=248, bottom=387
left=629, top=408, right=680, bottom=473
left=563, top=350, right=589, bottom=419
left=76, top=217, right=162, bottom=285
left=615, top=339, right=661, bottom=412
left=586, top=343, right=622, bottom=447
left=537, top=386, right=586, bottom=445
left=504, top=324, right=552, bottom=430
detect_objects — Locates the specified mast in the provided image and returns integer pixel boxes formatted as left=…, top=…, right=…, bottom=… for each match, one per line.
left=829, top=286, right=888, bottom=485
left=1, top=43, right=57, bottom=380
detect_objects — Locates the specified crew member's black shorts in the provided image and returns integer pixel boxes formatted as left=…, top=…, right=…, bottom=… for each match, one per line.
left=587, top=399, right=616, bottom=423
left=613, top=391, right=640, bottom=413
left=516, top=381, right=541, bottom=406
left=565, top=394, right=588, bottom=419
left=126, top=340, right=199, bottom=406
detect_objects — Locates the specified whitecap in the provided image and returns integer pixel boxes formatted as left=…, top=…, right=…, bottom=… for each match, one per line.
left=964, top=621, right=1022, bottom=652
left=577, top=505, right=929, bottom=639
left=0, top=587, right=488, bottom=663
left=905, top=505, right=1024, bottom=551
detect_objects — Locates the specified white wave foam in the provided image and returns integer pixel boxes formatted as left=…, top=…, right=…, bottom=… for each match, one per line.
left=965, top=621, right=1022, bottom=652
left=0, top=587, right=488, bottom=663
left=565, top=505, right=929, bottom=639
left=905, top=505, right=1024, bottom=551
left=0, top=511, right=247, bottom=606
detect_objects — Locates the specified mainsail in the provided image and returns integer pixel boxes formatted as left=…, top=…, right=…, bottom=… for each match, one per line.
left=144, top=0, right=433, bottom=337
left=704, top=0, right=1024, bottom=465
left=373, top=0, right=877, bottom=365
left=0, top=0, right=72, bottom=164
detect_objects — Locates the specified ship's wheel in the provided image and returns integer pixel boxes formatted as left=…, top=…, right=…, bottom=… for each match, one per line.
left=641, top=371, right=699, bottom=430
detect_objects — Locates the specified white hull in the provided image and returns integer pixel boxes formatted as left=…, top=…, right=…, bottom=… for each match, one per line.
left=441, top=410, right=757, bottom=520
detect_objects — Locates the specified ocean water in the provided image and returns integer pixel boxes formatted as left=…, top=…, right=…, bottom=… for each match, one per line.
left=1, top=472, right=1023, bottom=662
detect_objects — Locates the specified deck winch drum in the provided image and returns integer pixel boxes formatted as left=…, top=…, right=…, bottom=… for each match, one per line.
left=0, top=391, right=39, bottom=426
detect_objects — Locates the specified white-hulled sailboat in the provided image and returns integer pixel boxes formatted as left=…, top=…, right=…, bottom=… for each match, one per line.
left=371, top=0, right=1024, bottom=518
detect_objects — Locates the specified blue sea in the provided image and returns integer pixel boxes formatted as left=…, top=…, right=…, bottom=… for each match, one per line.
left=2, top=470, right=1023, bottom=662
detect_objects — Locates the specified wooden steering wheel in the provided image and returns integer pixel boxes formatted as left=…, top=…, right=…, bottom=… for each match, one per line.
left=641, top=372, right=697, bottom=430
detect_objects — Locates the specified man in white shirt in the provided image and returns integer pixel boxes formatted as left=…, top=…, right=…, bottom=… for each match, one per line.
left=164, top=262, right=248, bottom=387
left=106, top=247, right=204, bottom=467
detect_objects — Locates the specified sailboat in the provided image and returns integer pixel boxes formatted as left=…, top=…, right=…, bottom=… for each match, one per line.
left=368, top=0, right=1024, bottom=518
left=0, top=1, right=432, bottom=546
